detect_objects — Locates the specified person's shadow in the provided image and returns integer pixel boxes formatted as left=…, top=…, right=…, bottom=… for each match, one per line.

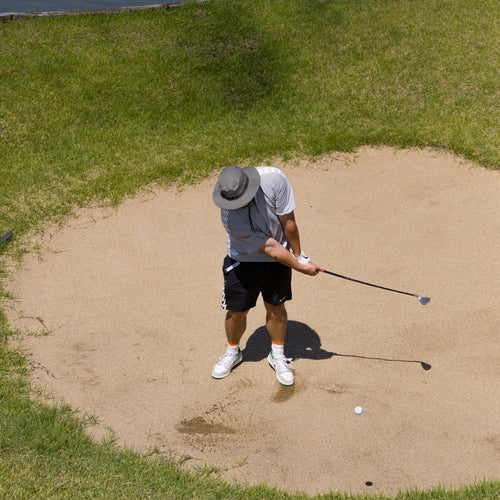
left=243, top=320, right=334, bottom=362
left=242, top=320, right=432, bottom=370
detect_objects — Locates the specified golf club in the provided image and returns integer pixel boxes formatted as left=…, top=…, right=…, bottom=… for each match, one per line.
left=321, top=269, right=430, bottom=305
left=0, top=231, right=13, bottom=246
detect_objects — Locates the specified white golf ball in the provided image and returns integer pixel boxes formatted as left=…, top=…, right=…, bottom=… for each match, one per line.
left=354, top=406, right=363, bottom=415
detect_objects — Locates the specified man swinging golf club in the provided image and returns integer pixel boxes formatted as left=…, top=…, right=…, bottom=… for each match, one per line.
left=212, top=165, right=321, bottom=386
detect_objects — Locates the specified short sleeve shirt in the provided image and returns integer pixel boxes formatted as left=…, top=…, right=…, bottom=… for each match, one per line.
left=221, top=166, right=296, bottom=262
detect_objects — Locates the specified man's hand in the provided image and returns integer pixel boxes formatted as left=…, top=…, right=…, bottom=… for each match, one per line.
left=299, top=261, right=322, bottom=276
left=295, top=251, right=320, bottom=275
left=296, top=251, right=312, bottom=265
left=260, top=238, right=321, bottom=276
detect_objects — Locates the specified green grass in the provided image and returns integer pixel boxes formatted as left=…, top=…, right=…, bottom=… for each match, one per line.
left=0, top=0, right=499, bottom=498
left=0, top=0, right=498, bottom=237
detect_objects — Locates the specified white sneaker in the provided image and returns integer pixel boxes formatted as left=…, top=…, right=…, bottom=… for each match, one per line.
left=212, top=350, right=243, bottom=379
left=267, top=352, right=294, bottom=386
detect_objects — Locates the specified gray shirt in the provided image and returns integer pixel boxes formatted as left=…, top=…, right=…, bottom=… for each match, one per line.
left=221, top=166, right=296, bottom=262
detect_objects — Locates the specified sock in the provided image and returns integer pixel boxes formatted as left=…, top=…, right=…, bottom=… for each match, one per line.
left=226, top=343, right=240, bottom=356
left=271, top=341, right=285, bottom=359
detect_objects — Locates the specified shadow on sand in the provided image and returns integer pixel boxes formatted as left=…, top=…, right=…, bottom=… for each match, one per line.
left=243, top=320, right=431, bottom=371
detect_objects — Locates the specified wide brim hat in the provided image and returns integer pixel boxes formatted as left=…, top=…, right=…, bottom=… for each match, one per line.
left=213, top=165, right=260, bottom=209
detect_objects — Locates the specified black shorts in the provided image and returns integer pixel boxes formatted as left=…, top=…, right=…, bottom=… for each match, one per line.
left=221, top=256, right=292, bottom=312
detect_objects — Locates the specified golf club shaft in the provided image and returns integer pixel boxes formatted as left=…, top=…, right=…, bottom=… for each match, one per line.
left=321, top=269, right=418, bottom=298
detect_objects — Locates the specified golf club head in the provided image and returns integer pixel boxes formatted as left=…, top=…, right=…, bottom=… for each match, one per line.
left=418, top=296, right=431, bottom=305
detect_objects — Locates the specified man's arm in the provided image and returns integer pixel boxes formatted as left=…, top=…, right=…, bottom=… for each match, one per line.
left=278, top=211, right=301, bottom=258
left=260, top=237, right=320, bottom=276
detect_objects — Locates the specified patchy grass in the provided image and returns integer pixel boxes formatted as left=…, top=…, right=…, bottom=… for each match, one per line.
left=0, top=0, right=498, bottom=498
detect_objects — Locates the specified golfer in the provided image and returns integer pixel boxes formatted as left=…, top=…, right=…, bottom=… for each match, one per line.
left=212, top=165, right=321, bottom=386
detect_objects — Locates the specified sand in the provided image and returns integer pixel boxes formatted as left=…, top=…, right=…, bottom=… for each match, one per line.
left=5, top=146, right=500, bottom=496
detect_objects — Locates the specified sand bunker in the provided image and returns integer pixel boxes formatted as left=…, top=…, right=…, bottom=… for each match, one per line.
left=5, top=146, right=500, bottom=496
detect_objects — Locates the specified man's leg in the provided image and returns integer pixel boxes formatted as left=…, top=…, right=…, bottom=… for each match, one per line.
left=264, top=302, right=287, bottom=344
left=212, top=310, right=248, bottom=380
left=225, top=310, right=249, bottom=345
left=264, top=302, right=294, bottom=386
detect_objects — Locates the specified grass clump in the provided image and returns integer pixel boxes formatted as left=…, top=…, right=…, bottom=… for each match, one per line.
left=0, top=0, right=498, bottom=498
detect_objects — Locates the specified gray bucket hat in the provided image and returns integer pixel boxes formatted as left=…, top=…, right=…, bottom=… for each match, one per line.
left=213, top=165, right=260, bottom=209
